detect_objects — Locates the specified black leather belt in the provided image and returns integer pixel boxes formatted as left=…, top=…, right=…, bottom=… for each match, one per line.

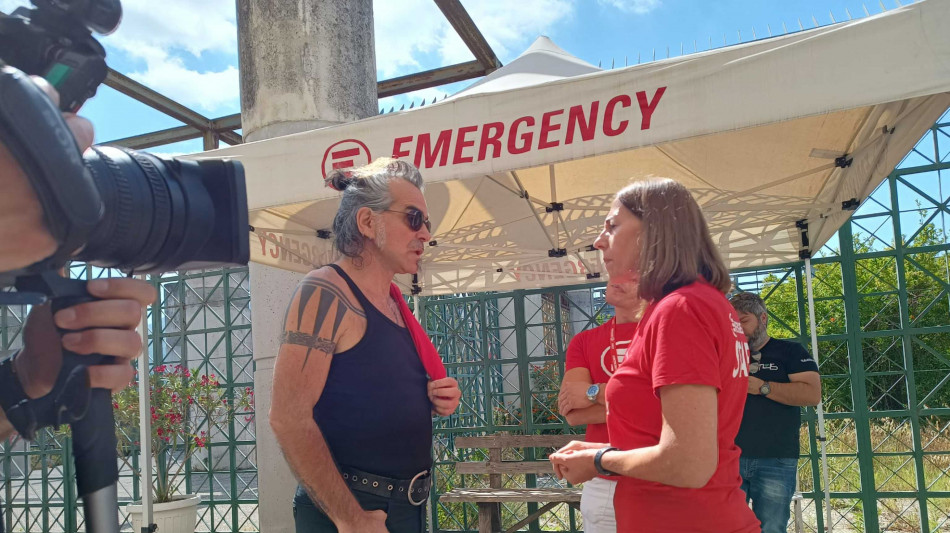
left=340, top=466, right=431, bottom=506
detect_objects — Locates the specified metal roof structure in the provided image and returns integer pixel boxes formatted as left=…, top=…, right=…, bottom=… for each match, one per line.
left=104, top=0, right=501, bottom=152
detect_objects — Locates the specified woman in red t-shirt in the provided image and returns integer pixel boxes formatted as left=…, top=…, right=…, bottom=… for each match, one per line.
left=549, top=179, right=760, bottom=532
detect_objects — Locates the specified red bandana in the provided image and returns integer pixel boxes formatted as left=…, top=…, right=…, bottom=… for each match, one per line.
left=389, top=284, right=446, bottom=379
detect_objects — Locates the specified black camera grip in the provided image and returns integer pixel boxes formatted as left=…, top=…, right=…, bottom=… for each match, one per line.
left=49, top=293, right=120, bottom=493
left=46, top=280, right=121, bottom=533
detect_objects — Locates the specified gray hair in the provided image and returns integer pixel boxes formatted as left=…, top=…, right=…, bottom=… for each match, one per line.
left=730, top=291, right=767, bottom=318
left=325, top=158, right=425, bottom=258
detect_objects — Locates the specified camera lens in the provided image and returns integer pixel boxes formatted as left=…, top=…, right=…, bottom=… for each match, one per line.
left=76, top=146, right=249, bottom=274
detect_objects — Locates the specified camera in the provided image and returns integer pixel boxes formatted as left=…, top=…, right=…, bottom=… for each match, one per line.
left=0, top=2, right=249, bottom=532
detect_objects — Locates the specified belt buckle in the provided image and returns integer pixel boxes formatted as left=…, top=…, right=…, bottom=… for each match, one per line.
left=407, top=470, right=429, bottom=506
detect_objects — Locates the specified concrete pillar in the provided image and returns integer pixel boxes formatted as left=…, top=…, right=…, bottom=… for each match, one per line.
left=236, top=1, right=377, bottom=531
left=245, top=263, right=302, bottom=533
left=237, top=0, right=377, bottom=143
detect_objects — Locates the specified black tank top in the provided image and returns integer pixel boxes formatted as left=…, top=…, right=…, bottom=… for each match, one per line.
left=313, top=264, right=432, bottom=479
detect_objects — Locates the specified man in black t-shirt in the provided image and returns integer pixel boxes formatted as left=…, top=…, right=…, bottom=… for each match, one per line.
left=730, top=292, right=821, bottom=533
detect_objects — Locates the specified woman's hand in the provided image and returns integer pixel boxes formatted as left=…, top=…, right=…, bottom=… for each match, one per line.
left=549, top=447, right=600, bottom=484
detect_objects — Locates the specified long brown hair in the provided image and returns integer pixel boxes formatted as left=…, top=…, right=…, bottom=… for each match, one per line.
left=617, top=179, right=731, bottom=300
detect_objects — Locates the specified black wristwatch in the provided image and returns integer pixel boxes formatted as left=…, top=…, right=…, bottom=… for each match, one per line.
left=594, top=446, right=618, bottom=476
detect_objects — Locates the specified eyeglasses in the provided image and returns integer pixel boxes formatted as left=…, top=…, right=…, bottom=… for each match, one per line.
left=384, top=207, right=431, bottom=233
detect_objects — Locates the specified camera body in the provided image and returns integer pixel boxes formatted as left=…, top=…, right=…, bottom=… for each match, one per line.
left=0, top=0, right=118, bottom=112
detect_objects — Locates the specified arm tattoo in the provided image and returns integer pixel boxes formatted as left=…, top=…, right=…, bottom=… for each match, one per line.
left=281, top=274, right=365, bottom=370
left=281, top=331, right=335, bottom=354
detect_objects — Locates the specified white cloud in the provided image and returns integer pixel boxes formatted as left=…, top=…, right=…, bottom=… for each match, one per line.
left=0, top=0, right=28, bottom=13
left=374, top=0, right=573, bottom=78
left=373, top=0, right=445, bottom=79
left=104, top=0, right=237, bottom=57
left=443, top=1, right=574, bottom=64
left=597, top=0, right=661, bottom=15
left=128, top=59, right=239, bottom=113
left=101, top=0, right=239, bottom=114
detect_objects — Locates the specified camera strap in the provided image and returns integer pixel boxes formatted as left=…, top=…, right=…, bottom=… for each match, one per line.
left=0, top=349, right=93, bottom=440
left=0, top=65, right=102, bottom=275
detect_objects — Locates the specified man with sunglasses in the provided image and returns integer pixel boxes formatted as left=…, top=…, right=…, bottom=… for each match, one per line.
left=270, top=158, right=461, bottom=533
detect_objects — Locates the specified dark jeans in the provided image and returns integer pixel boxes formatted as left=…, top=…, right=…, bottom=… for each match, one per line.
left=293, top=485, right=426, bottom=533
left=739, top=456, right=798, bottom=533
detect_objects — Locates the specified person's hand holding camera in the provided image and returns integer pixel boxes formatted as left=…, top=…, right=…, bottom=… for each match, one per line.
left=15, top=277, right=156, bottom=399
left=0, top=72, right=94, bottom=273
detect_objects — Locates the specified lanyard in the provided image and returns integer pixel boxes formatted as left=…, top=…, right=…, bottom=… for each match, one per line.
left=609, top=317, right=619, bottom=370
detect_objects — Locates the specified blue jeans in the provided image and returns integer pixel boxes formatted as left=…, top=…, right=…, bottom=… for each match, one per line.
left=739, top=456, right=798, bottom=533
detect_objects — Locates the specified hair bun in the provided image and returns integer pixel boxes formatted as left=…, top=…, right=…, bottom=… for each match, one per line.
left=325, top=169, right=355, bottom=191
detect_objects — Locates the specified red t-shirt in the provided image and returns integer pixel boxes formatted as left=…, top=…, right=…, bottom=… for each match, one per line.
left=605, top=281, right=760, bottom=532
left=565, top=318, right=639, bottom=445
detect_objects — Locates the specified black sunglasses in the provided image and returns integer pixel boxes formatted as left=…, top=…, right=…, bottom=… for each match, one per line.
left=384, top=207, right=431, bottom=232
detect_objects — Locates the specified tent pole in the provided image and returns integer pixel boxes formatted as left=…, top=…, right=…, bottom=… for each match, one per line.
left=136, top=275, right=155, bottom=531
left=804, top=258, right=832, bottom=532
left=413, top=295, right=422, bottom=322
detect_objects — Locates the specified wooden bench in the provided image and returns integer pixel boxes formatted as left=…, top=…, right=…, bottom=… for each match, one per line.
left=440, top=434, right=583, bottom=533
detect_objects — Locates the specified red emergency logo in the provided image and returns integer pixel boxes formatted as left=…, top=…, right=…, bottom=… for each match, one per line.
left=321, top=139, right=371, bottom=178
left=601, top=339, right=632, bottom=376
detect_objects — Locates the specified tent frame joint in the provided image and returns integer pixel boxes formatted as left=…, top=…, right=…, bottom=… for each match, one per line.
left=545, top=202, right=564, bottom=212
left=548, top=248, right=567, bottom=258
left=796, top=219, right=810, bottom=251
left=841, top=198, right=860, bottom=211
left=316, top=229, right=332, bottom=239
left=411, top=274, right=422, bottom=295
left=834, top=154, right=853, bottom=168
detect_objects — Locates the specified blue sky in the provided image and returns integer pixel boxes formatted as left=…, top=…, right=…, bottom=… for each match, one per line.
left=0, top=0, right=923, bottom=155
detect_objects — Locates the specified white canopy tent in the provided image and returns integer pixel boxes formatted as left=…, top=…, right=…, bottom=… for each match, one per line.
left=195, top=0, right=950, bottom=297
left=182, top=1, right=950, bottom=529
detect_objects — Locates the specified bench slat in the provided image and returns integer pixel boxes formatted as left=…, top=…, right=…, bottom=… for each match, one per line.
left=440, top=488, right=581, bottom=504
left=456, top=461, right=556, bottom=475
left=455, top=434, right=583, bottom=449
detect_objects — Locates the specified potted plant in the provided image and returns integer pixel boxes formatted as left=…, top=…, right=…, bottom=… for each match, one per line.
left=113, top=364, right=253, bottom=533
